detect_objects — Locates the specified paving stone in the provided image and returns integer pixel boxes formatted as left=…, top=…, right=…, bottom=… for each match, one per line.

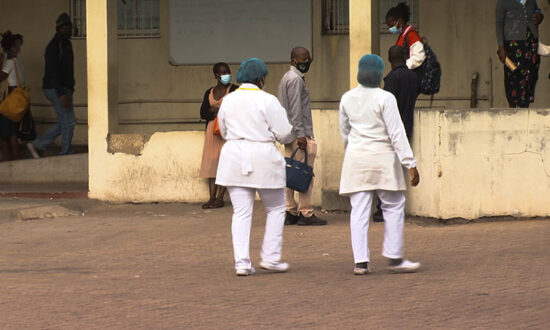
left=18, top=205, right=82, bottom=221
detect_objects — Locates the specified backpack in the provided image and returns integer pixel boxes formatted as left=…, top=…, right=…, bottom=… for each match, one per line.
left=404, top=33, right=441, bottom=95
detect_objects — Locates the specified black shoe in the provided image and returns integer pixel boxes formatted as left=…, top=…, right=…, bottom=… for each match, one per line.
left=285, top=212, right=299, bottom=225
left=297, top=214, right=327, bottom=226
left=372, top=209, right=384, bottom=222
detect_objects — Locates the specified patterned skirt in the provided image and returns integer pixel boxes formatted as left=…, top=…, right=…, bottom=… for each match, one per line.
left=504, top=29, right=540, bottom=108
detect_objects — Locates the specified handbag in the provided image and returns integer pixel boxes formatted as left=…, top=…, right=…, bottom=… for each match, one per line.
left=285, top=147, right=313, bottom=193
left=212, top=117, right=221, bottom=136
left=17, top=109, right=37, bottom=141
left=539, top=42, right=550, bottom=57
left=0, top=58, right=29, bottom=122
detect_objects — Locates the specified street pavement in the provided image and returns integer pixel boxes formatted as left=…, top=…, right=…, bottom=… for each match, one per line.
left=0, top=199, right=549, bottom=329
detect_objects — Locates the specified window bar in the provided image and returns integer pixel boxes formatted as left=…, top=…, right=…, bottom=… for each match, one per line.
left=150, top=0, right=153, bottom=36
left=335, top=0, right=342, bottom=33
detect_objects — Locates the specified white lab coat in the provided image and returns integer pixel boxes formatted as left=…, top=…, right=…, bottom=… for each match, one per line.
left=339, top=86, right=416, bottom=195
left=216, top=83, right=294, bottom=189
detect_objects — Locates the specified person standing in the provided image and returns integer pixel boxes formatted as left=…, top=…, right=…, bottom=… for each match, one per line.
left=385, top=2, right=425, bottom=71
left=216, top=58, right=294, bottom=276
left=0, top=31, right=23, bottom=161
left=278, top=46, right=326, bottom=226
left=199, top=62, right=238, bottom=209
left=339, top=54, right=421, bottom=275
left=383, top=45, right=420, bottom=140
left=496, top=0, right=544, bottom=108
left=372, top=45, right=420, bottom=223
left=33, top=13, right=76, bottom=155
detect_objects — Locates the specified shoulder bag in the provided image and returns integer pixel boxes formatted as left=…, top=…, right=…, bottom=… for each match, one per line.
left=0, top=58, right=30, bottom=122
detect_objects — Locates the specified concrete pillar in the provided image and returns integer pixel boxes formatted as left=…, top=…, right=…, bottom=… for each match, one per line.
left=349, top=0, right=380, bottom=88
left=86, top=0, right=118, bottom=196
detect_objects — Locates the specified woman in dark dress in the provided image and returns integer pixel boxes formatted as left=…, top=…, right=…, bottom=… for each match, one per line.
left=496, top=0, right=544, bottom=107
left=199, top=62, right=238, bottom=209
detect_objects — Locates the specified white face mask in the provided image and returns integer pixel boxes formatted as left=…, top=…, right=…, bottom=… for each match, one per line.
left=220, top=74, right=231, bottom=85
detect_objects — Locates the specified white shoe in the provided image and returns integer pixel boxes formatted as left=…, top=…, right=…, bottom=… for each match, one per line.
left=259, top=260, right=289, bottom=272
left=353, top=267, right=371, bottom=275
left=26, top=143, right=40, bottom=159
left=236, top=267, right=255, bottom=276
left=388, top=260, right=420, bottom=273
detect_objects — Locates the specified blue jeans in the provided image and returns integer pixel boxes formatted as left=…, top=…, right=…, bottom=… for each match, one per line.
left=34, top=88, right=76, bottom=155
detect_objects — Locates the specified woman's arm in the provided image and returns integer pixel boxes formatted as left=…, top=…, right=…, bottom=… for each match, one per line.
left=495, top=0, right=506, bottom=46
left=406, top=41, right=426, bottom=70
left=265, top=96, right=294, bottom=144
left=0, top=58, right=12, bottom=84
left=338, top=96, right=351, bottom=148
left=199, top=88, right=213, bottom=121
left=217, top=101, right=228, bottom=139
left=0, top=71, right=7, bottom=84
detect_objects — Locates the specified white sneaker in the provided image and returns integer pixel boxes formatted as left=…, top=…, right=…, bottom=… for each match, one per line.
left=388, top=259, right=420, bottom=273
left=259, top=260, right=289, bottom=272
left=236, top=267, right=255, bottom=276
left=353, top=267, right=371, bottom=275
left=26, top=143, right=40, bottom=159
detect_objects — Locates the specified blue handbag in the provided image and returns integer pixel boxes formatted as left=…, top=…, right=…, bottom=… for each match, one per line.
left=285, top=148, right=313, bottom=192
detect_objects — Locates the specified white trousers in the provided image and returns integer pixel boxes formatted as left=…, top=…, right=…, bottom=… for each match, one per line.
left=349, top=190, right=405, bottom=263
left=227, top=186, right=286, bottom=270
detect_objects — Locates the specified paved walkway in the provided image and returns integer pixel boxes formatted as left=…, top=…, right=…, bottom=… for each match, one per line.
left=0, top=200, right=549, bottom=329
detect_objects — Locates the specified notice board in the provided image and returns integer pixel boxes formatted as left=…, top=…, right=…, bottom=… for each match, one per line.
left=169, top=0, right=312, bottom=65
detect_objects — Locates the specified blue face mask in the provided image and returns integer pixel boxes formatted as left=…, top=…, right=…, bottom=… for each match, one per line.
left=388, top=24, right=402, bottom=34
left=220, top=74, right=232, bottom=85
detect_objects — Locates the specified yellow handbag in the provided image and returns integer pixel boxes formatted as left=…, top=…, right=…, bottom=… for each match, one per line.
left=0, top=58, right=29, bottom=122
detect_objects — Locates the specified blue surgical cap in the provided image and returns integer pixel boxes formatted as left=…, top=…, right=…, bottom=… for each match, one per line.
left=236, top=57, right=268, bottom=84
left=357, top=54, right=385, bottom=88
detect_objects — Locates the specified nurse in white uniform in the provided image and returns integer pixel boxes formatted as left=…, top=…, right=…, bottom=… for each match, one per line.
left=216, top=58, right=294, bottom=276
left=339, top=54, right=421, bottom=275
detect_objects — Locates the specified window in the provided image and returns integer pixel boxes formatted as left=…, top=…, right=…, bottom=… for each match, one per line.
left=322, top=0, right=418, bottom=35
left=323, top=0, right=349, bottom=35
left=71, top=0, right=160, bottom=38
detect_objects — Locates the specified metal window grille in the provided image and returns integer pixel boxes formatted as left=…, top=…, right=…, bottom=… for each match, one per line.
left=323, top=0, right=349, bottom=35
left=71, top=0, right=160, bottom=38
left=322, top=0, right=418, bottom=35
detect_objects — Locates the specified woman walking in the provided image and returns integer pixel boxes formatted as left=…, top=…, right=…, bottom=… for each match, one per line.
left=339, top=54, right=421, bottom=275
left=0, top=31, right=38, bottom=161
left=199, top=62, right=238, bottom=209
left=496, top=0, right=544, bottom=108
left=216, top=58, right=294, bottom=276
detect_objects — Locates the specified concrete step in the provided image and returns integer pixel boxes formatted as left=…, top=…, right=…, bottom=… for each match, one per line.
left=0, top=153, right=88, bottom=184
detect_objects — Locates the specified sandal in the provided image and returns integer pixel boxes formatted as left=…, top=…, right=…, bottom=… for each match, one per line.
left=202, top=198, right=215, bottom=209
left=210, top=198, right=225, bottom=209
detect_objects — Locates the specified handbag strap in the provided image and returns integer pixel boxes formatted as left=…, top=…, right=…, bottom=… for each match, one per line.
left=290, top=147, right=308, bottom=165
left=13, top=58, right=21, bottom=88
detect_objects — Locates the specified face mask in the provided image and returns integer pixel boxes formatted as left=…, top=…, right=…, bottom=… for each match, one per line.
left=388, top=24, right=402, bottom=34
left=220, top=74, right=231, bottom=85
left=295, top=61, right=311, bottom=74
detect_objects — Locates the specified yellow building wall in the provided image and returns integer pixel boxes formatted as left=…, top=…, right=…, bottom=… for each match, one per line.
left=0, top=0, right=548, bottom=144
left=88, top=108, right=550, bottom=220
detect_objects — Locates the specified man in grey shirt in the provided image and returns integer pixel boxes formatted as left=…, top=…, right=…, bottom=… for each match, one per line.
left=278, top=47, right=327, bottom=226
